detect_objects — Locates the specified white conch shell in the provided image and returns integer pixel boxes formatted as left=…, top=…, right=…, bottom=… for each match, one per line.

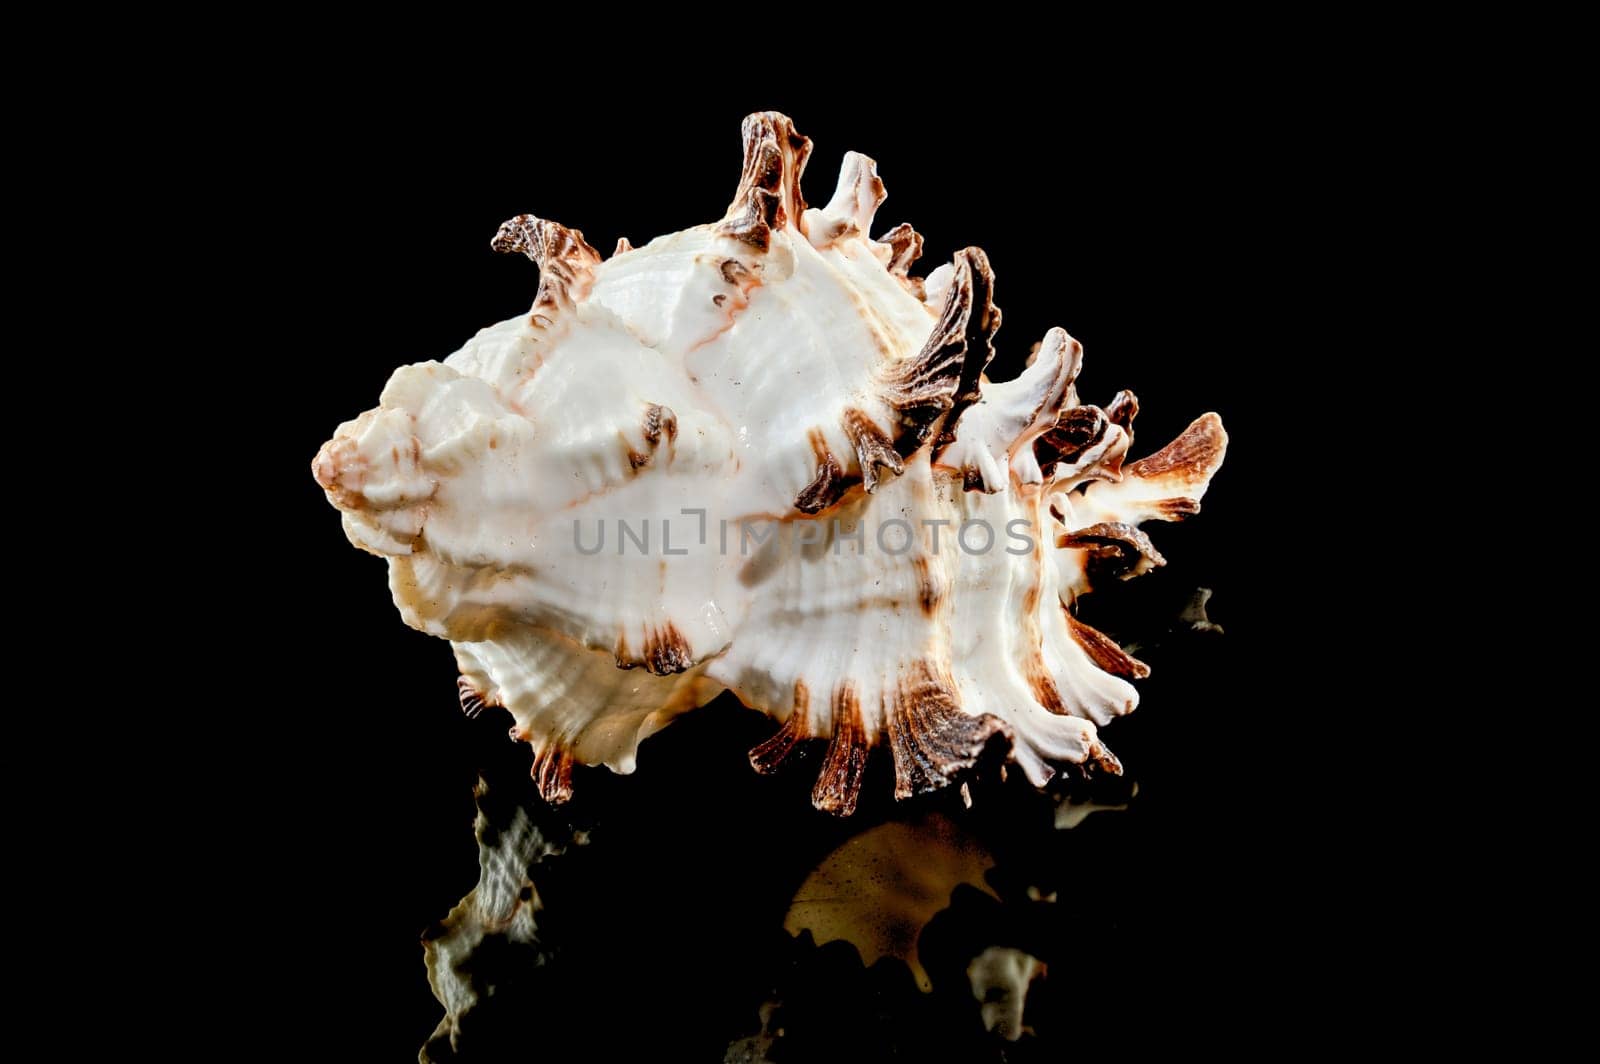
left=313, top=112, right=1227, bottom=815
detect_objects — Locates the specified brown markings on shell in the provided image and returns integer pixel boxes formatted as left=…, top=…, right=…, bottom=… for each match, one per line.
left=884, top=261, right=972, bottom=446
left=1021, top=579, right=1041, bottom=616
left=642, top=403, right=678, bottom=447
left=642, top=621, right=693, bottom=676
left=720, top=112, right=813, bottom=250
left=876, top=222, right=924, bottom=278
left=1123, top=412, right=1226, bottom=497
left=1088, top=742, right=1125, bottom=776
left=1064, top=742, right=1125, bottom=780
left=491, top=214, right=602, bottom=328
left=935, top=250, right=1000, bottom=446
left=841, top=407, right=903, bottom=492
left=713, top=258, right=760, bottom=315
left=749, top=680, right=814, bottom=774
left=1057, top=521, right=1167, bottom=582
left=532, top=743, right=575, bottom=804
left=1017, top=528, right=1067, bottom=716
left=1103, top=389, right=1139, bottom=438
left=795, top=428, right=847, bottom=514
left=612, top=236, right=634, bottom=256
left=457, top=675, right=490, bottom=718
left=882, top=248, right=1000, bottom=456
left=813, top=683, right=868, bottom=816
left=886, top=660, right=1010, bottom=799
left=810, top=213, right=857, bottom=248
left=1026, top=658, right=1069, bottom=716
left=911, top=555, right=945, bottom=615
left=1065, top=612, right=1151, bottom=680
left=626, top=403, right=679, bottom=471
left=1035, top=406, right=1109, bottom=479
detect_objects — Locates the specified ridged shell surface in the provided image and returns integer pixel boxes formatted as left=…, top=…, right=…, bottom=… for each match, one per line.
left=313, top=112, right=1227, bottom=815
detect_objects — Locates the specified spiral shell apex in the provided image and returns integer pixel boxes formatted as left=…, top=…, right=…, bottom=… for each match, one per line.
left=312, top=111, right=1227, bottom=816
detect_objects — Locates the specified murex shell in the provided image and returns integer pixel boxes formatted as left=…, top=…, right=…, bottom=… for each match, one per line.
left=313, top=112, right=1227, bottom=816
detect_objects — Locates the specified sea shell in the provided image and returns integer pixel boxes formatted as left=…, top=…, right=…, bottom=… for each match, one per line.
left=312, top=111, right=1227, bottom=815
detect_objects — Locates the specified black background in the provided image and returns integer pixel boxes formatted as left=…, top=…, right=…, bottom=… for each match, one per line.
left=251, top=89, right=1320, bottom=1058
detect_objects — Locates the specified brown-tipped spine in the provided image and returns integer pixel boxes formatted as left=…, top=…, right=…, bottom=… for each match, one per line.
left=795, top=429, right=846, bottom=514
left=1103, top=390, right=1139, bottom=437
left=1124, top=412, right=1227, bottom=487
left=532, top=743, right=575, bottom=804
left=749, top=682, right=813, bottom=774
left=1065, top=613, right=1151, bottom=680
left=877, top=222, right=924, bottom=277
left=886, top=662, right=1009, bottom=799
left=1057, top=522, right=1167, bottom=582
left=812, top=684, right=867, bottom=816
left=491, top=214, right=602, bottom=327
left=1035, top=407, right=1110, bottom=479
left=642, top=622, right=694, bottom=676
left=842, top=408, right=903, bottom=493
left=720, top=112, right=813, bottom=250
left=882, top=248, right=1000, bottom=455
